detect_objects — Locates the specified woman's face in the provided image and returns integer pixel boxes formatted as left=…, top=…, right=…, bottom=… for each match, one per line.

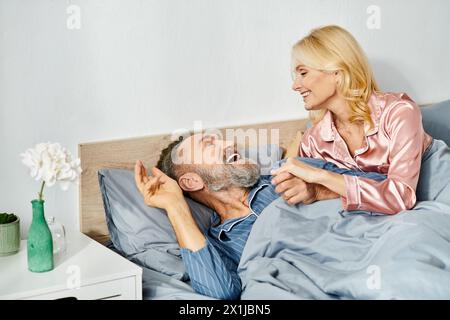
left=292, top=65, right=339, bottom=110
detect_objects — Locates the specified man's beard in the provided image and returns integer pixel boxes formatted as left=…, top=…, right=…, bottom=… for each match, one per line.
left=196, top=161, right=261, bottom=192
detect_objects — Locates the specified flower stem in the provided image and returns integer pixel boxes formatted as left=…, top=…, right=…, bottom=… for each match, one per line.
left=38, top=181, right=46, bottom=201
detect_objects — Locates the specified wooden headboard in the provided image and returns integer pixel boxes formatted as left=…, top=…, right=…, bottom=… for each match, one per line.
left=78, top=118, right=309, bottom=243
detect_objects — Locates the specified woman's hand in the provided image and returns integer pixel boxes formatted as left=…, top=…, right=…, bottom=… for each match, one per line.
left=272, top=157, right=346, bottom=200
left=271, top=171, right=318, bottom=205
left=271, top=157, right=325, bottom=184
left=271, top=158, right=341, bottom=205
left=134, top=160, right=185, bottom=210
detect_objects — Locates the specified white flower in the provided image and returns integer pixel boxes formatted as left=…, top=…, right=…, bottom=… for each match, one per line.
left=20, top=142, right=82, bottom=191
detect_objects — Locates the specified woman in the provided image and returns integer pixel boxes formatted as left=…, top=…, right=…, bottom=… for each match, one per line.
left=272, top=25, right=449, bottom=215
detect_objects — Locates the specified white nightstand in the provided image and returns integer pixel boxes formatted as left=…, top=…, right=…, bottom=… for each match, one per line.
left=0, top=231, right=142, bottom=300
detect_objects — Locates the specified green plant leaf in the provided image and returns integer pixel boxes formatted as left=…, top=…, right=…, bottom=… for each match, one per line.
left=0, top=213, right=17, bottom=224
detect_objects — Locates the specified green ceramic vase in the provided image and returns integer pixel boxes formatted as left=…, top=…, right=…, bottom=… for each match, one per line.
left=27, top=199, right=54, bottom=272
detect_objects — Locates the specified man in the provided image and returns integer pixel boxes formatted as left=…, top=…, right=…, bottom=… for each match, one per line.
left=134, top=132, right=386, bottom=299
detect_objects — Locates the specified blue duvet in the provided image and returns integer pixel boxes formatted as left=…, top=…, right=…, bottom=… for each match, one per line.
left=238, top=139, right=450, bottom=299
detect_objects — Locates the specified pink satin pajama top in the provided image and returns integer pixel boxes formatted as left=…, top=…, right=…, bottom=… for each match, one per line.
left=299, top=92, right=433, bottom=214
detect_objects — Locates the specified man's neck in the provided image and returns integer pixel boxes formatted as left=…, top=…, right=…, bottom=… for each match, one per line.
left=193, top=187, right=251, bottom=224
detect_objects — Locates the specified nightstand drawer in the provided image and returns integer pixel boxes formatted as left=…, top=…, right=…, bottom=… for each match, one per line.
left=24, top=276, right=138, bottom=300
left=0, top=233, right=142, bottom=300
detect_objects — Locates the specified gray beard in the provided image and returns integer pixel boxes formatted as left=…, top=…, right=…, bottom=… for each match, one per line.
left=196, top=162, right=261, bottom=192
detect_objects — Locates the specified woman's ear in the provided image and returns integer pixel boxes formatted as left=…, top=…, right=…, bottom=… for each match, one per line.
left=334, top=70, right=342, bottom=86
left=178, top=172, right=204, bottom=192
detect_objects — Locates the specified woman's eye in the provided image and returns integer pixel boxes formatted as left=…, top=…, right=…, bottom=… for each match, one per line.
left=300, top=72, right=307, bottom=76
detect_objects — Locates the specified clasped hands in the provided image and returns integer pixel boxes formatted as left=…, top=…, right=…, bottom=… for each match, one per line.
left=271, top=157, right=326, bottom=205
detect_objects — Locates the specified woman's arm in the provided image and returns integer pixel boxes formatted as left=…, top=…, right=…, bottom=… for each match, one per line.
left=336, top=102, right=425, bottom=214
left=273, top=101, right=427, bottom=214
left=272, top=157, right=346, bottom=196
left=315, top=169, right=347, bottom=197
left=271, top=169, right=340, bottom=205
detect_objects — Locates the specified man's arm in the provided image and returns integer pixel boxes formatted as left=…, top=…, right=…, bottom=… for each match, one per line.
left=165, top=201, right=206, bottom=251
left=166, top=202, right=241, bottom=299
left=134, top=160, right=205, bottom=251
left=134, top=161, right=241, bottom=299
left=180, top=239, right=242, bottom=300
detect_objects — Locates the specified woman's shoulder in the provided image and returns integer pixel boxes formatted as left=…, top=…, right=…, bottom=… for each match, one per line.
left=375, top=91, right=422, bottom=131
left=375, top=91, right=420, bottom=112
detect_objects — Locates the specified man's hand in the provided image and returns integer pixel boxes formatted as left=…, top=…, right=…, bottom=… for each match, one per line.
left=134, top=160, right=185, bottom=210
left=271, top=171, right=318, bottom=205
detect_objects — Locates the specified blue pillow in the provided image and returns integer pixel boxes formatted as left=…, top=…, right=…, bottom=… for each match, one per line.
left=98, top=144, right=283, bottom=280
left=421, top=100, right=450, bottom=147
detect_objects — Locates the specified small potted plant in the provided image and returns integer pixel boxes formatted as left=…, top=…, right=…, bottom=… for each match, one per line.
left=0, top=212, right=20, bottom=256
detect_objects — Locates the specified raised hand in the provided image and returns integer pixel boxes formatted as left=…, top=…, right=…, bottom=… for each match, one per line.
left=134, top=160, right=184, bottom=210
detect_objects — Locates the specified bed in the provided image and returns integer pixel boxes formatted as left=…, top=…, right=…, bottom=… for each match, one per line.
left=78, top=99, right=450, bottom=299
left=79, top=117, right=309, bottom=299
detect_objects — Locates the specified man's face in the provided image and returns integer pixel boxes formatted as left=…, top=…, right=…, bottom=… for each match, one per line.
left=174, top=133, right=261, bottom=191
left=175, top=132, right=241, bottom=166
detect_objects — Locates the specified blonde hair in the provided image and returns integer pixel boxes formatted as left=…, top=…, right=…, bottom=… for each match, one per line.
left=292, top=25, right=379, bottom=127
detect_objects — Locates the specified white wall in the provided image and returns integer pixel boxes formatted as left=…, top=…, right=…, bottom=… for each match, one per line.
left=1, top=0, right=449, bottom=238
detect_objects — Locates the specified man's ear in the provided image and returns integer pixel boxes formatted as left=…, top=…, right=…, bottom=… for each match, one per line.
left=178, top=172, right=205, bottom=192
